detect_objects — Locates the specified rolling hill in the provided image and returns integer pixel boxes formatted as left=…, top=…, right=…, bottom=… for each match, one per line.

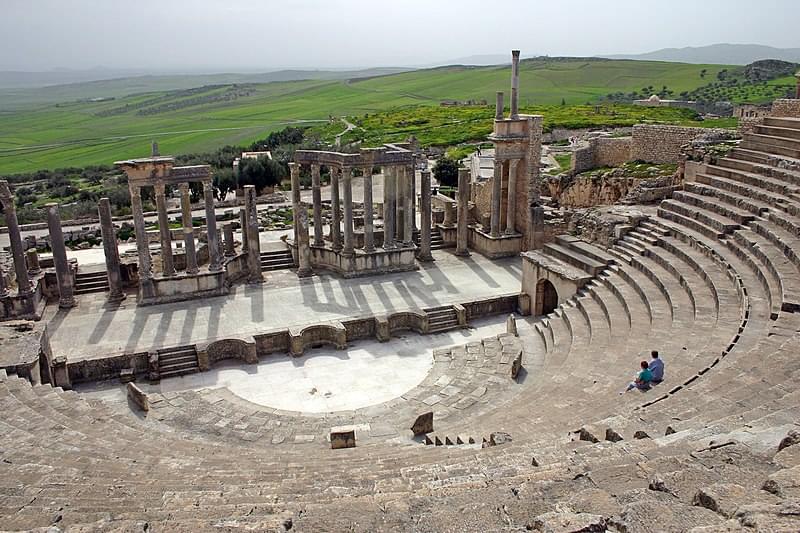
left=605, top=43, right=800, bottom=65
left=0, top=58, right=736, bottom=174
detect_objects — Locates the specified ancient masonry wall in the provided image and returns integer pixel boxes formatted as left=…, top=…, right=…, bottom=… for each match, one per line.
left=571, top=137, right=632, bottom=174
left=630, top=125, right=728, bottom=164
left=771, top=99, right=800, bottom=118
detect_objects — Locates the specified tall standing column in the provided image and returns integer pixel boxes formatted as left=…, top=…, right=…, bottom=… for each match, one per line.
left=490, top=159, right=503, bottom=237
left=403, top=164, right=414, bottom=246
left=45, top=204, right=75, bottom=308
left=203, top=180, right=222, bottom=271
left=179, top=183, right=198, bottom=274
left=417, top=169, right=433, bottom=262
left=411, top=163, right=417, bottom=232
left=330, top=167, right=342, bottom=251
left=455, top=168, right=471, bottom=257
left=395, top=165, right=405, bottom=243
left=505, top=159, right=519, bottom=235
left=98, top=197, right=124, bottom=301
left=384, top=166, right=396, bottom=249
left=342, top=167, right=355, bottom=257
left=244, top=185, right=263, bottom=283
left=510, top=50, right=520, bottom=119
left=311, top=164, right=324, bottom=246
left=129, top=185, right=152, bottom=283
left=239, top=208, right=248, bottom=253
left=0, top=181, right=31, bottom=296
left=362, top=165, right=375, bottom=253
left=289, top=162, right=301, bottom=244
left=154, top=182, right=174, bottom=276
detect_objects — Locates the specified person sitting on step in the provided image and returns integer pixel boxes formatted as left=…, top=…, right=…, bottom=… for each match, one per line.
left=620, top=360, right=652, bottom=394
left=649, top=350, right=664, bottom=384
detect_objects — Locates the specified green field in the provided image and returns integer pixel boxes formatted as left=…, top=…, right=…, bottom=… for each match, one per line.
left=0, top=58, right=738, bottom=174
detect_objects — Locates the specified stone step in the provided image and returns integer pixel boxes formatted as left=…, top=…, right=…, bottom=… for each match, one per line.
left=554, top=235, right=616, bottom=265
left=542, top=242, right=605, bottom=276
left=741, top=137, right=800, bottom=160
left=684, top=182, right=771, bottom=217
left=708, top=163, right=800, bottom=195
left=76, top=271, right=110, bottom=281
left=617, top=238, right=646, bottom=256
left=755, top=123, right=800, bottom=141
left=717, top=157, right=800, bottom=188
left=672, top=190, right=756, bottom=225
left=659, top=199, right=738, bottom=236
left=745, top=131, right=800, bottom=152
left=763, top=116, right=800, bottom=130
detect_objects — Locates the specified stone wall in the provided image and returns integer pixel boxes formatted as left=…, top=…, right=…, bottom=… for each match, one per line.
left=771, top=99, right=800, bottom=118
left=571, top=137, right=632, bottom=174
left=630, top=125, right=728, bottom=164
left=546, top=175, right=646, bottom=208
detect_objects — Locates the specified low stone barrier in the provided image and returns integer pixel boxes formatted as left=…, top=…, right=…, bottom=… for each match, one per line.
left=387, top=311, right=428, bottom=335
left=127, top=382, right=149, bottom=412
left=289, top=322, right=347, bottom=356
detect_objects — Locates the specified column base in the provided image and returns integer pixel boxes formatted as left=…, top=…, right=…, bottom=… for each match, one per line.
left=297, top=267, right=313, bottom=278
left=416, top=251, right=434, bottom=262
left=108, top=290, right=127, bottom=303
left=58, top=296, right=76, bottom=309
left=455, top=250, right=471, bottom=257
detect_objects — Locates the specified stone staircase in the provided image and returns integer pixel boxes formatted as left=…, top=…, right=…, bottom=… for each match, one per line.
left=156, top=345, right=200, bottom=379
left=260, top=248, right=294, bottom=271
left=424, top=305, right=460, bottom=333
left=413, top=226, right=448, bottom=250
left=74, top=270, right=110, bottom=295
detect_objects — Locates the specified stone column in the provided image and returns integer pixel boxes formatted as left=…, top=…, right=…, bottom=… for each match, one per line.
left=395, top=165, right=405, bottom=243
left=0, top=262, right=8, bottom=298
left=505, top=159, right=519, bottom=235
left=223, top=223, right=236, bottom=256
left=495, top=91, right=504, bottom=120
left=510, top=50, right=520, bottom=119
left=527, top=115, right=544, bottom=207
left=362, top=166, right=375, bottom=252
left=203, top=180, right=222, bottom=272
left=154, top=182, right=174, bottom=276
left=342, top=167, right=355, bottom=257
left=239, top=208, right=248, bottom=253
left=443, top=200, right=456, bottom=227
left=129, top=185, right=152, bottom=282
left=179, top=183, right=198, bottom=274
left=330, top=167, right=342, bottom=251
left=417, top=169, right=433, bottom=262
left=289, top=163, right=301, bottom=244
left=45, top=203, right=75, bottom=308
left=311, top=164, right=324, bottom=246
left=455, top=168, right=471, bottom=257
left=411, top=164, right=417, bottom=232
left=384, top=166, right=396, bottom=249
left=98, top=197, right=124, bottom=300
left=0, top=181, right=32, bottom=295
left=296, top=203, right=313, bottom=278
left=490, top=159, right=503, bottom=237
left=244, top=185, right=263, bottom=283
left=403, top=165, right=414, bottom=246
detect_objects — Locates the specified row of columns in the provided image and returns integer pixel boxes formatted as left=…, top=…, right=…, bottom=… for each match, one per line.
left=490, top=158, right=521, bottom=237
left=129, top=180, right=222, bottom=282
left=290, top=163, right=434, bottom=263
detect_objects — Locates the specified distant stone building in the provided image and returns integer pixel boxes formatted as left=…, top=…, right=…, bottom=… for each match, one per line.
left=633, top=94, right=700, bottom=112
left=734, top=103, right=771, bottom=119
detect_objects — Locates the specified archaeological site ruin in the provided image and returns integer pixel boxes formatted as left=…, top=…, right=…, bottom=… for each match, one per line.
left=2, top=50, right=800, bottom=532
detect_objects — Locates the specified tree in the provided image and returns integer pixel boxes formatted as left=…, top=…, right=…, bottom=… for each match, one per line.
left=237, top=156, right=286, bottom=194
left=561, top=98, right=566, bottom=106
left=432, top=157, right=460, bottom=188
left=213, top=167, right=237, bottom=201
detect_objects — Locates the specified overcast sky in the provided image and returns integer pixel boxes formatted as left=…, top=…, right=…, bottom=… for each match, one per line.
left=1, top=0, right=797, bottom=71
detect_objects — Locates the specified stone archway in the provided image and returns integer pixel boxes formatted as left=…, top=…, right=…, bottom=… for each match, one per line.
left=534, top=278, right=559, bottom=316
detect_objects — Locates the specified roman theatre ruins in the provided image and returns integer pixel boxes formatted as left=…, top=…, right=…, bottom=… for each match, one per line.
left=1, top=51, right=800, bottom=531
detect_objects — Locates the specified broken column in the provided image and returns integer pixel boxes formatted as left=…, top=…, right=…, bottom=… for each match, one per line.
left=330, top=167, right=342, bottom=251
left=0, top=263, right=8, bottom=298
left=362, top=164, right=375, bottom=252
left=45, top=203, right=75, bottom=308
left=455, top=168, right=471, bottom=257
left=395, top=165, right=405, bottom=243
left=289, top=162, right=301, bottom=245
left=342, top=167, right=354, bottom=257
left=98, top=197, right=125, bottom=301
left=505, top=159, right=519, bottom=234
left=0, top=180, right=32, bottom=296
left=383, top=166, right=396, bottom=248
left=239, top=208, right=248, bottom=253
left=244, top=185, right=263, bottom=283
left=178, top=183, right=198, bottom=274
left=417, top=169, right=433, bottom=262
left=203, top=180, right=222, bottom=271
left=443, top=200, right=455, bottom=228
left=26, top=249, right=40, bottom=274
left=311, top=164, right=324, bottom=246
left=223, top=223, right=235, bottom=256
left=490, top=159, right=502, bottom=237
left=510, top=50, right=520, bottom=119
left=153, top=182, right=174, bottom=276
left=129, top=185, right=153, bottom=291
left=495, top=91, right=504, bottom=120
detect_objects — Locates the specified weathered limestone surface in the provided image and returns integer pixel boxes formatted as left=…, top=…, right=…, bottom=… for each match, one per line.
left=45, top=204, right=75, bottom=308
left=98, top=198, right=124, bottom=300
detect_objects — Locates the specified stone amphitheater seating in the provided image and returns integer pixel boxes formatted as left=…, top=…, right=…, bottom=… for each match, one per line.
left=2, top=116, right=800, bottom=531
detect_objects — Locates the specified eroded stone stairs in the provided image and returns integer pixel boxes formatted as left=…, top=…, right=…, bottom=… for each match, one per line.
left=260, top=249, right=294, bottom=271
left=424, top=305, right=460, bottom=333
left=157, top=345, right=200, bottom=379
left=74, top=270, right=110, bottom=295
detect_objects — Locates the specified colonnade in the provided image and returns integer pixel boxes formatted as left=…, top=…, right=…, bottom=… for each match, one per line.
left=490, top=158, right=522, bottom=237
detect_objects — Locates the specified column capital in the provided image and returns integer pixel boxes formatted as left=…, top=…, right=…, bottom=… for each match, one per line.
left=154, top=181, right=166, bottom=196
left=178, top=182, right=190, bottom=193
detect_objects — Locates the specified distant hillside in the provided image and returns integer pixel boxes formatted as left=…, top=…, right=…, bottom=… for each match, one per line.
left=605, top=43, right=800, bottom=65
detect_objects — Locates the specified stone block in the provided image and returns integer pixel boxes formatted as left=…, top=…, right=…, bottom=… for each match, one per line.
left=374, top=316, right=390, bottom=342
left=127, top=382, right=149, bottom=412
left=52, top=356, right=71, bottom=390
left=511, top=348, right=523, bottom=380
left=330, top=428, right=356, bottom=450
left=119, top=368, right=135, bottom=383
left=411, top=412, right=433, bottom=435
left=506, top=314, right=518, bottom=336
